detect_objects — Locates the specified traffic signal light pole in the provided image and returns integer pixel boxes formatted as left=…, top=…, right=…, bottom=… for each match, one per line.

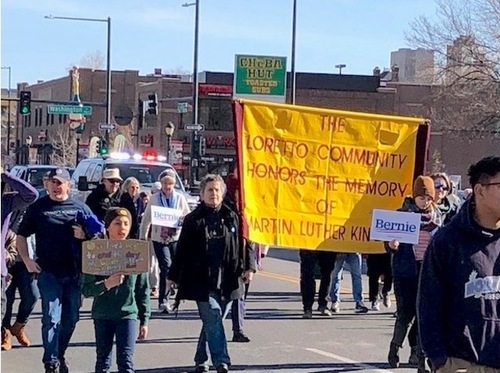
left=189, top=0, right=200, bottom=188
left=1, top=66, right=11, bottom=156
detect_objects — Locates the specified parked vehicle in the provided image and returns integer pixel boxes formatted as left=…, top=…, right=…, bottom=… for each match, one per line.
left=9, top=165, right=71, bottom=194
left=70, top=153, right=199, bottom=210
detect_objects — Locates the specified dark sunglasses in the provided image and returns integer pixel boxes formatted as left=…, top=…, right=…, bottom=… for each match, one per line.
left=434, top=183, right=449, bottom=191
left=107, top=179, right=121, bottom=184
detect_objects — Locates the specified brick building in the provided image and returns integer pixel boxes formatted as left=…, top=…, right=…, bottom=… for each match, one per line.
left=15, top=68, right=158, bottom=165
left=12, top=68, right=498, bottom=183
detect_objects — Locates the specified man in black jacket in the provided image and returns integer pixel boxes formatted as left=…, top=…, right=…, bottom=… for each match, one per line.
left=167, top=174, right=256, bottom=373
left=418, top=156, right=500, bottom=372
left=85, top=168, right=122, bottom=222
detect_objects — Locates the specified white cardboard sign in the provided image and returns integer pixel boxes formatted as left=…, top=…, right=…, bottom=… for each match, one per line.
left=369, top=209, right=421, bottom=245
left=151, top=205, right=183, bottom=228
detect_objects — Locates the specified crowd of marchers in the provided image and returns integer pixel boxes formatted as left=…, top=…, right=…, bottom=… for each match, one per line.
left=1, top=155, right=499, bottom=373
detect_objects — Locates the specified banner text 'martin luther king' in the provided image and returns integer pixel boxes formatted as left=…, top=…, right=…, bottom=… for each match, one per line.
left=234, top=99, right=429, bottom=253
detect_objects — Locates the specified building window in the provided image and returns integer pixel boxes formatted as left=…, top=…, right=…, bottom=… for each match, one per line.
left=199, top=99, right=233, bottom=131
left=58, top=114, right=63, bottom=124
left=34, top=108, right=39, bottom=127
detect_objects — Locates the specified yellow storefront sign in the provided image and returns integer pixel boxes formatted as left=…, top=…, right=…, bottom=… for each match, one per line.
left=234, top=99, right=429, bottom=253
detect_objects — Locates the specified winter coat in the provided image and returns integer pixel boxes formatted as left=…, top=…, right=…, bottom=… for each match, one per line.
left=85, top=184, right=121, bottom=222
left=139, top=190, right=190, bottom=243
left=385, top=196, right=442, bottom=278
left=168, top=202, right=256, bottom=303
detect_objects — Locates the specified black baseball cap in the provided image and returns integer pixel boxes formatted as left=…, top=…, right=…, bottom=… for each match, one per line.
left=48, top=168, right=71, bottom=182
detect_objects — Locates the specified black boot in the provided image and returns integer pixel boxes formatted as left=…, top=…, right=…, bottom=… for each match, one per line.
left=409, top=346, right=419, bottom=366
left=387, top=342, right=400, bottom=368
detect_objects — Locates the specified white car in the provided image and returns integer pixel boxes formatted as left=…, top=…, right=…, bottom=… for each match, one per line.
left=70, top=153, right=199, bottom=210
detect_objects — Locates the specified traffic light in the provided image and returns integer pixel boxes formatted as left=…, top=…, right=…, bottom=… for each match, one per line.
left=95, top=139, right=102, bottom=153
left=99, top=139, right=108, bottom=155
left=19, top=91, right=31, bottom=115
left=147, top=94, right=158, bottom=115
left=199, top=136, right=206, bottom=156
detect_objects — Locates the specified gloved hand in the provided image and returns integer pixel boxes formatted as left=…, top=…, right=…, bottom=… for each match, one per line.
left=75, top=210, right=105, bottom=238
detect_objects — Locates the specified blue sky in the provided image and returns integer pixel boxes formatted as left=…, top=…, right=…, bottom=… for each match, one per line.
left=1, top=0, right=437, bottom=88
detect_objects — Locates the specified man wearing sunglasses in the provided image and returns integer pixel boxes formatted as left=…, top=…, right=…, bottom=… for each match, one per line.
left=418, top=156, right=500, bottom=373
left=85, top=168, right=123, bottom=223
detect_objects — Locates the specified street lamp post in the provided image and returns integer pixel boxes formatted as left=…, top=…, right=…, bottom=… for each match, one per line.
left=182, top=1, right=200, bottom=187
left=44, top=15, right=112, bottom=144
left=335, top=64, right=347, bottom=75
left=25, top=136, right=33, bottom=165
left=1, top=66, right=12, bottom=156
left=165, top=121, right=175, bottom=164
left=290, top=0, right=297, bottom=104
left=75, top=132, right=81, bottom=166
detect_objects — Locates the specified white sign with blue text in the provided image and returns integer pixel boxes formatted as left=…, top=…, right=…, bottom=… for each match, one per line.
left=369, top=209, right=421, bottom=245
left=151, top=206, right=183, bottom=228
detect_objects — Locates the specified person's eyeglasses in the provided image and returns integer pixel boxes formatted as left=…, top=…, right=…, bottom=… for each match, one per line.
left=434, top=183, right=449, bottom=191
left=482, top=182, right=500, bottom=187
left=107, top=179, right=121, bottom=184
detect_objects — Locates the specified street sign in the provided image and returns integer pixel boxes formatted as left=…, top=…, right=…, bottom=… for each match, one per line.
left=185, top=123, right=204, bottom=131
left=114, top=106, right=133, bottom=126
left=177, top=102, right=188, bottom=114
left=99, top=123, right=116, bottom=130
left=47, top=105, right=93, bottom=115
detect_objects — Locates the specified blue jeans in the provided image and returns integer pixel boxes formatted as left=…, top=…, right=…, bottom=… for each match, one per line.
left=329, top=253, right=363, bottom=303
left=2, top=262, right=39, bottom=327
left=94, top=319, right=138, bottom=373
left=37, top=272, right=81, bottom=365
left=152, top=241, right=176, bottom=307
left=195, top=292, right=232, bottom=368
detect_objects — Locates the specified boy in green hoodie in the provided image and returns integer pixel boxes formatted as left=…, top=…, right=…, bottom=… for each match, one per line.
left=82, top=207, right=150, bottom=373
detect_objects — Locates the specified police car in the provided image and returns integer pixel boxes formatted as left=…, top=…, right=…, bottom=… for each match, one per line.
left=70, top=152, right=199, bottom=210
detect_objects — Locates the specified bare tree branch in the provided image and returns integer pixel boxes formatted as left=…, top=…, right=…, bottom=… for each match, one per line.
left=67, top=50, right=105, bottom=72
left=406, top=0, right=500, bottom=138
left=50, top=126, right=77, bottom=167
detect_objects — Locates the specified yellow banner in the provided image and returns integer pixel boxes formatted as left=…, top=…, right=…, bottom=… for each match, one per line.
left=237, top=100, right=427, bottom=253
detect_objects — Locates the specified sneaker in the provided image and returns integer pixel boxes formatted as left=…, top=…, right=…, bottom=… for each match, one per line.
left=330, top=301, right=340, bottom=313
left=383, top=293, right=392, bottom=308
left=371, top=300, right=380, bottom=311
left=216, top=363, right=229, bottom=373
left=355, top=302, right=369, bottom=313
left=232, top=331, right=250, bottom=342
left=59, top=358, right=69, bottom=373
left=302, top=309, right=313, bottom=319
left=317, top=306, right=332, bottom=317
left=192, top=365, right=209, bottom=373
left=44, top=364, right=59, bottom=373
left=159, top=303, right=172, bottom=313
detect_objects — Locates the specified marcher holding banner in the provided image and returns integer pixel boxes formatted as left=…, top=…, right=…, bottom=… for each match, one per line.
left=386, top=176, right=442, bottom=372
left=82, top=207, right=150, bottom=373
left=139, top=169, right=189, bottom=313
